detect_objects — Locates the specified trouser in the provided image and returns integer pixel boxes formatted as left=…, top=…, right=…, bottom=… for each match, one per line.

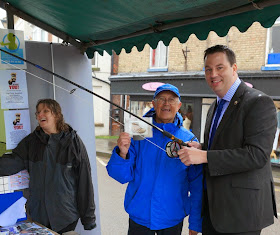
left=57, top=220, right=79, bottom=235
left=128, top=218, right=183, bottom=235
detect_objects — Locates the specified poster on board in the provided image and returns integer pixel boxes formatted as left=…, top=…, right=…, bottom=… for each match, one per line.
left=0, top=29, right=26, bottom=69
left=0, top=70, right=29, bottom=109
left=4, top=110, right=31, bottom=150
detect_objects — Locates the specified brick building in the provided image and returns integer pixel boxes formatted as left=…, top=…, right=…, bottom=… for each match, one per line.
left=110, top=21, right=280, bottom=165
left=118, top=22, right=267, bottom=72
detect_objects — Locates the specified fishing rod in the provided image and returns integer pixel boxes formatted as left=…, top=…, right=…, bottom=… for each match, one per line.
left=0, top=48, right=191, bottom=149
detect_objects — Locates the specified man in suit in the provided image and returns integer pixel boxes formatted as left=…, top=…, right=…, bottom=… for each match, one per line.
left=178, top=45, right=277, bottom=235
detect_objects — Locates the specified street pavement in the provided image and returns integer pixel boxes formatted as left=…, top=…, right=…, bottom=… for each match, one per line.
left=95, top=138, right=280, bottom=235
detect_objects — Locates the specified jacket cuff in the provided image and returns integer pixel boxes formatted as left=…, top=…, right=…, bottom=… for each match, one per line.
left=83, top=222, right=96, bottom=230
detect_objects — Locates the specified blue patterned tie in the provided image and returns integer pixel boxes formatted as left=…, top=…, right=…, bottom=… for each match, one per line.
left=208, top=99, right=226, bottom=149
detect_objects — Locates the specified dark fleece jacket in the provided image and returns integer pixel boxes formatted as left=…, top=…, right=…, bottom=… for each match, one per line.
left=0, top=126, right=96, bottom=232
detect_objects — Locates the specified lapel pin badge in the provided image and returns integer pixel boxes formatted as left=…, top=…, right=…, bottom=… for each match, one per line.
left=234, top=101, right=238, bottom=105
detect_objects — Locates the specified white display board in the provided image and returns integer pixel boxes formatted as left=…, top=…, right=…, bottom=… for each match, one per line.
left=0, top=41, right=100, bottom=235
left=25, top=42, right=101, bottom=235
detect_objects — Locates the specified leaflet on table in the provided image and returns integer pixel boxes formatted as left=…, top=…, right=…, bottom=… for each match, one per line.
left=0, top=170, right=29, bottom=194
left=1, top=221, right=55, bottom=234
left=9, top=169, right=29, bottom=191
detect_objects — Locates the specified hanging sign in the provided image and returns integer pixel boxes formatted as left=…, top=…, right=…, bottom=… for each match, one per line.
left=0, top=29, right=26, bottom=69
left=0, top=70, right=29, bottom=109
left=4, top=110, right=31, bottom=150
left=142, top=82, right=165, bottom=91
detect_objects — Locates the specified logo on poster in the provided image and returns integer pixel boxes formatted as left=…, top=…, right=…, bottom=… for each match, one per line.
left=0, top=33, right=20, bottom=52
left=8, top=72, right=19, bottom=89
left=0, top=31, right=25, bottom=66
left=13, top=113, right=23, bottom=129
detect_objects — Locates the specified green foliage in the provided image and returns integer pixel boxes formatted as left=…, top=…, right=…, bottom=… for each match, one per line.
left=96, top=135, right=118, bottom=139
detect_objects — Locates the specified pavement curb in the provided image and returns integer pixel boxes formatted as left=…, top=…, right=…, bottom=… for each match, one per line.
left=274, top=177, right=280, bottom=187
left=96, top=151, right=112, bottom=158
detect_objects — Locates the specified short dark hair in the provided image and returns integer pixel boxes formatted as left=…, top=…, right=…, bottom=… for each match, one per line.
left=36, top=99, right=69, bottom=132
left=204, top=45, right=236, bottom=66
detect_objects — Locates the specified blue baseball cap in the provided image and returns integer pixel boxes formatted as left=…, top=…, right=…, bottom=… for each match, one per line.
left=153, top=84, right=181, bottom=100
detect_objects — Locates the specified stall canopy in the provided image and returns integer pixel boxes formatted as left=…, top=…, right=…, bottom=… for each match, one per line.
left=0, top=0, right=280, bottom=58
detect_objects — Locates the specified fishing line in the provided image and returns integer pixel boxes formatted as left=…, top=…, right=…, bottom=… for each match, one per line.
left=0, top=58, right=167, bottom=154
left=0, top=48, right=190, bottom=149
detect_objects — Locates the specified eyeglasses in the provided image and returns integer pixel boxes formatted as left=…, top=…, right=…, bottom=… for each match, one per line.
left=35, top=109, right=51, bottom=116
left=155, top=97, right=178, bottom=105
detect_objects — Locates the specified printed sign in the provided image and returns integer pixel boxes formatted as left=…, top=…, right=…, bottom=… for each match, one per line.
left=4, top=110, right=31, bottom=150
left=0, top=29, right=26, bottom=69
left=0, top=70, right=29, bottom=109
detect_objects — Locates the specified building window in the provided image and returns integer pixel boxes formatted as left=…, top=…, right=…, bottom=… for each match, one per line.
left=32, top=28, right=39, bottom=41
left=32, top=26, right=48, bottom=42
left=42, top=31, right=48, bottom=42
left=130, top=101, right=152, bottom=117
left=263, top=17, right=280, bottom=70
left=200, top=98, right=215, bottom=143
left=148, top=41, right=168, bottom=72
left=180, top=103, right=193, bottom=132
left=271, top=100, right=280, bottom=165
left=92, top=51, right=100, bottom=71
left=92, top=51, right=98, bottom=66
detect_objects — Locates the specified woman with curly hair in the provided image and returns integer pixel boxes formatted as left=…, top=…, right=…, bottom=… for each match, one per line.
left=0, top=99, right=96, bottom=234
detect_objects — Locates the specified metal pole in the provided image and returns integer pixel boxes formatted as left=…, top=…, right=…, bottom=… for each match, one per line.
left=50, top=43, right=56, bottom=100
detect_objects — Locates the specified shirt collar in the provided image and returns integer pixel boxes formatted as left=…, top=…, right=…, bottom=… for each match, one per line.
left=217, top=77, right=241, bottom=103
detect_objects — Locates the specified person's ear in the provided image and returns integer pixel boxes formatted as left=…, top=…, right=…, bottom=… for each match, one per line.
left=232, top=63, right=237, bottom=74
left=177, top=101, right=182, bottom=111
left=152, top=100, right=156, bottom=108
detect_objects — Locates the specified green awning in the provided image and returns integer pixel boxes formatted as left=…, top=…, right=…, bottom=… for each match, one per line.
left=1, top=0, right=280, bottom=58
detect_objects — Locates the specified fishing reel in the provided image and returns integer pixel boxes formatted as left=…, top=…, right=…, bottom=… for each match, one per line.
left=165, top=141, right=182, bottom=158
left=165, top=136, right=195, bottom=158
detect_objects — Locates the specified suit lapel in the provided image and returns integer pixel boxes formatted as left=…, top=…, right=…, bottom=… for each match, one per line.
left=208, top=81, right=247, bottom=149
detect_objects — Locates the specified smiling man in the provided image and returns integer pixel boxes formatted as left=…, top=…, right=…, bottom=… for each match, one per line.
left=107, top=84, right=203, bottom=235
left=178, top=45, right=277, bottom=235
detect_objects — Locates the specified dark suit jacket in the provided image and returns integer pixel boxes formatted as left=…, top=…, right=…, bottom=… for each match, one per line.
left=203, top=81, right=277, bottom=233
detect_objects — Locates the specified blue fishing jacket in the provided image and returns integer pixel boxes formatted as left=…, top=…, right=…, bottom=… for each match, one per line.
left=106, top=109, right=203, bottom=232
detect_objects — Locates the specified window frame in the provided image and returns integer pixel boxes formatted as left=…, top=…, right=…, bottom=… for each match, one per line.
left=148, top=41, right=168, bottom=72
left=264, top=17, right=280, bottom=69
left=32, top=26, right=48, bottom=42
left=92, top=51, right=99, bottom=68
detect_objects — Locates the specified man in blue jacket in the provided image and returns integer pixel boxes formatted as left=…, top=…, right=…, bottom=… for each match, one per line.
left=106, top=84, right=203, bottom=235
